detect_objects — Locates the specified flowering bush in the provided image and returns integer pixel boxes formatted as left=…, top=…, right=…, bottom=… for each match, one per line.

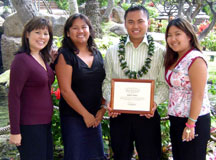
left=51, top=87, right=60, bottom=101
left=51, top=78, right=63, bottom=158
left=198, top=20, right=210, bottom=34
left=51, top=78, right=60, bottom=106
left=148, top=2, right=154, bottom=7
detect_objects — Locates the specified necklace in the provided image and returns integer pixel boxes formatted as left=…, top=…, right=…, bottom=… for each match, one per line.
left=118, top=34, right=155, bottom=79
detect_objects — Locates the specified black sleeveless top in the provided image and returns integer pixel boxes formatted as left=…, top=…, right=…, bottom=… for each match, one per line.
left=56, top=47, right=105, bottom=117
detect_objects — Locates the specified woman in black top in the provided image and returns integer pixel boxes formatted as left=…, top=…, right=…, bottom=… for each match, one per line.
left=55, top=13, right=106, bottom=160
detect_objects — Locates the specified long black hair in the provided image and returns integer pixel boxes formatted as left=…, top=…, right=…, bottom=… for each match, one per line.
left=61, top=13, right=97, bottom=54
left=17, top=16, right=53, bottom=63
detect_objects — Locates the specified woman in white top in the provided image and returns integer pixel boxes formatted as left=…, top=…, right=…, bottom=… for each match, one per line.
left=164, top=17, right=211, bottom=160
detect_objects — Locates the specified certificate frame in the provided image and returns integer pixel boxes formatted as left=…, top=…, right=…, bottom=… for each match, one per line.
left=110, top=79, right=155, bottom=114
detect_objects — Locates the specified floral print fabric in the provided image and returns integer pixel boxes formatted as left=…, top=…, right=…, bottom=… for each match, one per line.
left=165, top=49, right=210, bottom=117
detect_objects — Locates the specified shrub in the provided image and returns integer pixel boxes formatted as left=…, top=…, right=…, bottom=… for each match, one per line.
left=201, top=31, right=216, bottom=51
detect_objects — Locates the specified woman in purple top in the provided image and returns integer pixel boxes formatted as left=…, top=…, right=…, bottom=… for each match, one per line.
left=8, top=17, right=55, bottom=160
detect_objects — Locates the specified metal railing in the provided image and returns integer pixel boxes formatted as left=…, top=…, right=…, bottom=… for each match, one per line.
left=32, top=0, right=53, bottom=14
left=1, top=106, right=215, bottom=142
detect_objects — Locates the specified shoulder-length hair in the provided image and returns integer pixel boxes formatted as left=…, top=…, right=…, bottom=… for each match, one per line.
left=61, top=13, right=97, bottom=54
left=17, top=16, right=53, bottom=63
left=164, top=17, right=201, bottom=69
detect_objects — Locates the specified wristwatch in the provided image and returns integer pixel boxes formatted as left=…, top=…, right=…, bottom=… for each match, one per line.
left=100, top=104, right=108, bottom=109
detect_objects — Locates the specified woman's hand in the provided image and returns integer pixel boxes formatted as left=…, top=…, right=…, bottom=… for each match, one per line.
left=83, top=112, right=96, bottom=128
left=182, top=127, right=195, bottom=142
left=9, top=134, right=22, bottom=146
left=94, top=107, right=106, bottom=127
left=50, top=47, right=58, bottom=63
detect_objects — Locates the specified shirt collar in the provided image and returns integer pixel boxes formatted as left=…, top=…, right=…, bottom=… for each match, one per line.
left=125, top=34, right=149, bottom=47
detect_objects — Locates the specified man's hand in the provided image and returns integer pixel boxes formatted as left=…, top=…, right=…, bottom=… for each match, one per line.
left=140, top=102, right=157, bottom=119
left=107, top=102, right=121, bottom=118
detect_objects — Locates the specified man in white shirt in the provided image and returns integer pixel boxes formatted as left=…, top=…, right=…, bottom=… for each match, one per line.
left=102, top=5, right=168, bottom=160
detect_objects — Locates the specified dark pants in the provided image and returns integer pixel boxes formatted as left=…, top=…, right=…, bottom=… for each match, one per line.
left=169, top=114, right=210, bottom=160
left=17, top=123, right=53, bottom=160
left=60, top=115, right=105, bottom=160
left=110, top=111, right=161, bottom=160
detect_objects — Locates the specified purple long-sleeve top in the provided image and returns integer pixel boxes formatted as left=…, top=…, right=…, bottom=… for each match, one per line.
left=8, top=53, right=55, bottom=134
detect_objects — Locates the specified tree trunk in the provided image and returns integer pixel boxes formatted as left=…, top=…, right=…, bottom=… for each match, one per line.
left=11, top=0, right=38, bottom=25
left=102, top=0, right=114, bottom=22
left=177, top=0, right=185, bottom=17
left=191, top=0, right=203, bottom=20
left=85, top=0, right=102, bottom=38
left=68, top=0, right=79, bottom=15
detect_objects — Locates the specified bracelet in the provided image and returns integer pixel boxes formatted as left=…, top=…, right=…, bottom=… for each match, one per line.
left=185, top=122, right=196, bottom=128
left=188, top=116, right=197, bottom=122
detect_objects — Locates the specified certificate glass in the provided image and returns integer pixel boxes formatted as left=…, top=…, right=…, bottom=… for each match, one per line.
left=110, top=79, right=155, bottom=114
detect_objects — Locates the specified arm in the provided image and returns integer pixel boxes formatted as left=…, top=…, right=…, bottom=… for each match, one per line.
left=94, top=97, right=106, bottom=127
left=182, top=58, right=207, bottom=141
left=102, top=48, right=112, bottom=103
left=8, top=55, right=29, bottom=145
left=102, top=48, right=120, bottom=118
left=143, top=50, right=169, bottom=118
left=55, top=54, right=96, bottom=128
left=154, top=50, right=169, bottom=106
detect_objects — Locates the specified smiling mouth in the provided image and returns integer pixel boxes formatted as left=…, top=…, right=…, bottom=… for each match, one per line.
left=171, top=43, right=179, bottom=47
left=77, top=35, right=85, bottom=38
left=132, top=30, right=140, bottom=33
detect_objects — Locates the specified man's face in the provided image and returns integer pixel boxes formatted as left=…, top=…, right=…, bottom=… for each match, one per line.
left=125, top=10, right=150, bottom=43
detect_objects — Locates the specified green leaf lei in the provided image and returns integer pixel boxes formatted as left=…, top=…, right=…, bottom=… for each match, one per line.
left=118, top=34, right=155, bottom=79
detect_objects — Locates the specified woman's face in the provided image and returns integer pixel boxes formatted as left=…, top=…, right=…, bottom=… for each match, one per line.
left=26, top=27, right=50, bottom=54
left=167, top=25, right=191, bottom=56
left=67, top=18, right=90, bottom=46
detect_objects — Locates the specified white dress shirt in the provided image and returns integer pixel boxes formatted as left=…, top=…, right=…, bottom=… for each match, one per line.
left=102, top=35, right=168, bottom=105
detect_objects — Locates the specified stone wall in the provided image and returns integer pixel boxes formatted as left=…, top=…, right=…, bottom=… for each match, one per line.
left=1, top=34, right=21, bottom=70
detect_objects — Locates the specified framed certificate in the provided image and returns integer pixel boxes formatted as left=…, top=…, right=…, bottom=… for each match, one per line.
left=110, top=79, right=155, bottom=114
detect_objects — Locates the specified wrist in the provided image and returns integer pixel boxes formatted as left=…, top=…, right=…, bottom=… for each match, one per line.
left=185, top=122, right=196, bottom=128
left=81, top=109, right=89, bottom=118
left=188, top=116, right=197, bottom=123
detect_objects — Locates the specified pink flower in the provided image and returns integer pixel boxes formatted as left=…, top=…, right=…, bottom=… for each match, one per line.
left=148, top=2, right=154, bottom=7
left=173, top=80, right=181, bottom=87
